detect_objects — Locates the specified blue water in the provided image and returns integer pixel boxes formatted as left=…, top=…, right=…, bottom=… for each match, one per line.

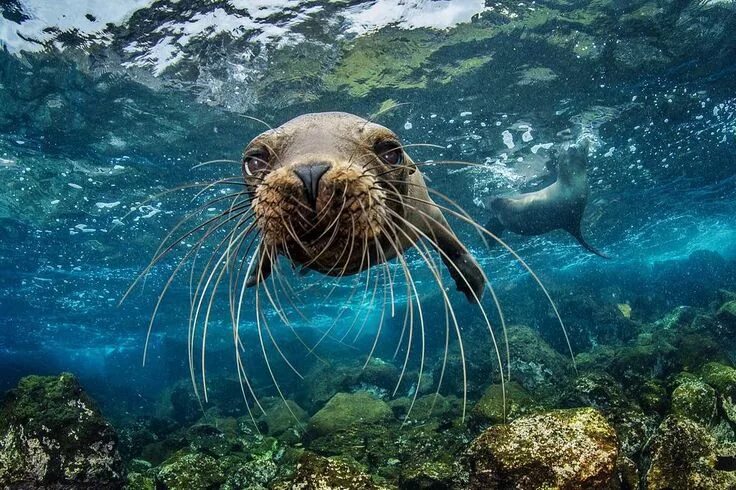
left=1, top=0, right=735, bottom=425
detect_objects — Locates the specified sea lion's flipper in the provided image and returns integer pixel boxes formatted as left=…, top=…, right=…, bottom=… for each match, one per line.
left=420, top=210, right=485, bottom=303
left=245, top=245, right=273, bottom=287
left=485, top=215, right=505, bottom=245
left=568, top=226, right=609, bottom=259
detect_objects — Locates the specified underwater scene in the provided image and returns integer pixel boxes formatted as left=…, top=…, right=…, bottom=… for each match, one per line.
left=1, top=0, right=736, bottom=488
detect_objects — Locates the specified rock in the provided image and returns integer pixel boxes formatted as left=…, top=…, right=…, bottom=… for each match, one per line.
left=272, top=452, right=383, bottom=489
left=466, top=407, right=618, bottom=489
left=308, top=392, right=394, bottom=437
left=471, top=381, right=536, bottom=426
left=156, top=451, right=225, bottom=490
left=400, top=460, right=458, bottom=489
left=506, top=325, right=573, bottom=403
left=257, top=397, right=308, bottom=439
left=716, top=301, right=736, bottom=330
left=391, top=393, right=462, bottom=423
left=0, top=373, right=123, bottom=488
left=701, top=362, right=736, bottom=398
left=125, top=471, right=155, bottom=490
left=358, top=358, right=400, bottom=392
left=671, top=380, right=717, bottom=426
left=645, top=416, right=736, bottom=489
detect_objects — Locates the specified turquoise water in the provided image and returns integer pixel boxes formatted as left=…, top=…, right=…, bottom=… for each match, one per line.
left=1, top=1, right=736, bottom=487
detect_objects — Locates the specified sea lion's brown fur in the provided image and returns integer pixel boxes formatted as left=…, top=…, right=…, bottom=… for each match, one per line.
left=243, top=112, right=484, bottom=301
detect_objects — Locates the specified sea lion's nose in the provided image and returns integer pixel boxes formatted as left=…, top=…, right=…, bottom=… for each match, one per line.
left=294, top=163, right=330, bottom=208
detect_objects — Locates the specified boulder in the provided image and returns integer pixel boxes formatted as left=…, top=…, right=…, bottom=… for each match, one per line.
left=471, top=381, right=536, bottom=426
left=671, top=380, right=717, bottom=426
left=466, top=407, right=618, bottom=489
left=308, top=392, right=393, bottom=437
left=0, top=373, right=123, bottom=488
left=645, top=416, right=736, bottom=489
left=272, top=452, right=383, bottom=489
left=716, top=301, right=736, bottom=331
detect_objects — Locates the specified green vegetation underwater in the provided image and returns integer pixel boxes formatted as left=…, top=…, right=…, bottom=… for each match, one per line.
left=1, top=0, right=736, bottom=488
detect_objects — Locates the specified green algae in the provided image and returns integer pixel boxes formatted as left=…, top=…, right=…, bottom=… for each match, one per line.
left=671, top=380, right=717, bottom=426
left=308, top=392, right=394, bottom=437
left=467, top=407, right=618, bottom=489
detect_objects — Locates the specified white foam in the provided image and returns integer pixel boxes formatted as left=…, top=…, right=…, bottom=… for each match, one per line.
left=95, top=201, right=120, bottom=209
left=1, top=0, right=154, bottom=53
left=501, top=130, right=514, bottom=149
left=344, top=0, right=487, bottom=35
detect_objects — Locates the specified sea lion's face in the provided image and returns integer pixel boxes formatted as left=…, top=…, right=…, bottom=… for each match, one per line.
left=243, top=112, right=414, bottom=273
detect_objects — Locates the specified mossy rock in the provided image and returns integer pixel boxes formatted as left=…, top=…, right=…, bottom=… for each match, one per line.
left=716, top=300, right=736, bottom=330
left=471, top=381, right=537, bottom=425
left=700, top=362, right=736, bottom=398
left=506, top=325, right=574, bottom=402
left=645, top=416, right=736, bottom=489
left=392, top=393, right=462, bottom=423
left=466, top=407, right=618, bottom=489
left=272, top=452, right=384, bottom=489
left=400, top=459, right=459, bottom=489
left=156, top=451, right=225, bottom=490
left=357, top=358, right=401, bottom=392
left=0, top=373, right=122, bottom=487
left=257, top=398, right=308, bottom=439
left=308, top=392, right=393, bottom=437
left=126, top=471, right=155, bottom=490
left=671, top=380, right=717, bottom=426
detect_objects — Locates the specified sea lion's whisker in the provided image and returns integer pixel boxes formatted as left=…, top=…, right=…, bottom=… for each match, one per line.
left=304, top=218, right=368, bottom=357
left=379, top=217, right=420, bottom=401
left=383, top=191, right=575, bottom=371
left=191, top=159, right=241, bottom=170
left=253, top=250, right=305, bottom=430
left=361, top=238, right=394, bottom=368
left=339, top=231, right=377, bottom=343
left=120, top=197, right=252, bottom=305
left=193, top=221, right=256, bottom=400
left=142, top=208, right=253, bottom=371
left=240, top=114, right=274, bottom=131
left=389, top=219, right=455, bottom=424
left=383, top=208, right=477, bottom=419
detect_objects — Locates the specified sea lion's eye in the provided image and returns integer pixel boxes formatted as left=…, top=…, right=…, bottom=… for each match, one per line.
left=375, top=140, right=403, bottom=166
left=243, top=148, right=270, bottom=176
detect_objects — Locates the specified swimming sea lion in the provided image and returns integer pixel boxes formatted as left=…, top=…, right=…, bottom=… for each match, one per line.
left=242, top=111, right=485, bottom=302
left=485, top=140, right=608, bottom=257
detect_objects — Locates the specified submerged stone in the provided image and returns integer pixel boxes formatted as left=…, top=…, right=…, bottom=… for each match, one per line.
left=0, top=373, right=123, bottom=488
left=671, top=380, right=717, bottom=426
left=156, top=451, right=225, bottom=490
left=645, top=416, right=736, bottom=489
left=471, top=381, right=537, bottom=426
left=308, top=392, right=394, bottom=437
left=716, top=301, right=736, bottom=330
left=272, top=452, right=383, bottom=489
left=466, top=407, right=617, bottom=489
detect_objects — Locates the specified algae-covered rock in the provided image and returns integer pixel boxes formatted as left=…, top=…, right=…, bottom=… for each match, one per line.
left=0, top=373, right=123, bottom=488
left=466, top=407, right=618, bottom=489
left=645, top=416, right=736, bottom=489
left=671, top=380, right=717, bottom=426
left=257, top=397, right=308, bottom=439
left=308, top=392, right=393, bottom=437
left=716, top=300, right=736, bottom=330
left=272, top=452, right=382, bottom=489
left=506, top=325, right=574, bottom=402
left=126, top=471, right=155, bottom=490
left=700, top=362, right=736, bottom=398
left=156, top=451, right=225, bottom=490
left=400, top=460, right=459, bottom=489
left=471, top=381, right=537, bottom=426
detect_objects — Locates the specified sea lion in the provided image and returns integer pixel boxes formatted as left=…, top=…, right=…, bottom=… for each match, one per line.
left=242, top=111, right=485, bottom=302
left=485, top=140, right=607, bottom=257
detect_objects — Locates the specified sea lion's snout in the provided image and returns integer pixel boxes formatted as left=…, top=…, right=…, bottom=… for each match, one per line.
left=293, top=162, right=330, bottom=209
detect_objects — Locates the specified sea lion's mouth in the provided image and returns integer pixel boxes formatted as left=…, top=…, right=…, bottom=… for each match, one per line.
left=251, top=163, right=387, bottom=272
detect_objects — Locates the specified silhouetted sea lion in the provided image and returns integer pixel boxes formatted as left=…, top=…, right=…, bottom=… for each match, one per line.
left=485, top=140, right=607, bottom=257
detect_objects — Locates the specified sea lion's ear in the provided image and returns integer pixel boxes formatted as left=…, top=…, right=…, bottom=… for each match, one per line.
left=245, top=244, right=273, bottom=288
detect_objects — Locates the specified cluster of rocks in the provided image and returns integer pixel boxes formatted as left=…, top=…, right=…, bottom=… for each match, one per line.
left=2, top=295, right=736, bottom=489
